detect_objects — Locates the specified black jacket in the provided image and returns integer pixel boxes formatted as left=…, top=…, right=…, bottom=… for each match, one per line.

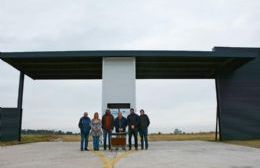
left=139, top=114, right=150, bottom=130
left=127, top=113, right=140, bottom=131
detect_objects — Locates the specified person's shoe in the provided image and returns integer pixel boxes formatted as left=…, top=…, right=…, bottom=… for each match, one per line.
left=80, top=148, right=83, bottom=151
left=85, top=148, right=89, bottom=151
left=135, top=147, right=138, bottom=151
left=129, top=147, right=132, bottom=150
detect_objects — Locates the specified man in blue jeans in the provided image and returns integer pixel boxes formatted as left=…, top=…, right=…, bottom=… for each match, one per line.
left=102, top=109, right=114, bottom=150
left=78, top=112, right=91, bottom=151
left=139, top=109, right=150, bottom=150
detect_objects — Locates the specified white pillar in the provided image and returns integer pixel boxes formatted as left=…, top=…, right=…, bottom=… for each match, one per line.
left=102, top=57, right=136, bottom=115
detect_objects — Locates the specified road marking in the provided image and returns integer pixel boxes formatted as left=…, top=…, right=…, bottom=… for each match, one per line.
left=111, top=150, right=135, bottom=166
left=91, top=150, right=135, bottom=168
left=91, top=151, right=111, bottom=168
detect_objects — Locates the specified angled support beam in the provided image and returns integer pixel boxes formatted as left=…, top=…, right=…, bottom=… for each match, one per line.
left=215, top=106, right=219, bottom=141
left=17, top=72, right=24, bottom=141
left=215, top=77, right=222, bottom=141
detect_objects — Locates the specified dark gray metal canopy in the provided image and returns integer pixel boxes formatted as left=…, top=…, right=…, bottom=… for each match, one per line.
left=0, top=47, right=256, bottom=79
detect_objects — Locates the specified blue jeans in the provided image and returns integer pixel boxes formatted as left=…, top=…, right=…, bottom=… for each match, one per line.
left=93, top=136, right=100, bottom=151
left=139, top=128, right=148, bottom=149
left=103, top=129, right=112, bottom=150
left=80, top=131, right=89, bottom=150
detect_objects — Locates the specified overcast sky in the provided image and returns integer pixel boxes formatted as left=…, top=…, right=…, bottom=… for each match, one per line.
left=0, top=0, right=259, bottom=133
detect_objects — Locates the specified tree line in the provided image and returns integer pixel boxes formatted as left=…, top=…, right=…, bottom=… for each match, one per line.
left=21, top=129, right=78, bottom=135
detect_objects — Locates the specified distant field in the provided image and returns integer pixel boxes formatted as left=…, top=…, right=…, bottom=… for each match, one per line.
left=148, top=133, right=215, bottom=141
left=224, top=140, right=260, bottom=148
left=0, top=135, right=79, bottom=146
left=1, top=133, right=260, bottom=149
left=0, top=133, right=215, bottom=146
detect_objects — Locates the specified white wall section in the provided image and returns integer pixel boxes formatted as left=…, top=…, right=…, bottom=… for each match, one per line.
left=102, top=57, right=136, bottom=114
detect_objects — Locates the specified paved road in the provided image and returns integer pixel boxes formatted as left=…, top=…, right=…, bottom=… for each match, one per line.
left=1, top=141, right=260, bottom=168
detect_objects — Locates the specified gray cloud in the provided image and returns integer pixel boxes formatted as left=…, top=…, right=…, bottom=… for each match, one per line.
left=0, top=0, right=259, bottom=133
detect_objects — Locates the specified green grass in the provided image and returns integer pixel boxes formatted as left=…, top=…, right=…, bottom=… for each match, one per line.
left=2, top=133, right=260, bottom=149
left=149, top=133, right=260, bottom=148
left=223, top=140, right=260, bottom=148
left=148, top=133, right=216, bottom=141
left=0, top=135, right=63, bottom=146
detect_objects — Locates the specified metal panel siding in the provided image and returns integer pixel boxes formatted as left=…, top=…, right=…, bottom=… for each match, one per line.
left=0, top=108, right=21, bottom=141
left=216, top=48, right=260, bottom=140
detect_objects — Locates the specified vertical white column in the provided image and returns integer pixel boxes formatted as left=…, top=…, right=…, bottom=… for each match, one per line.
left=102, top=57, right=136, bottom=114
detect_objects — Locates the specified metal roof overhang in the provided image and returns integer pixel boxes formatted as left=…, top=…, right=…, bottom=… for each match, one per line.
left=0, top=49, right=256, bottom=80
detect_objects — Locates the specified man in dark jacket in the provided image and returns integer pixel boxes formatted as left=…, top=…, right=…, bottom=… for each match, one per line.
left=102, top=109, right=114, bottom=150
left=139, top=109, right=150, bottom=150
left=114, top=111, right=128, bottom=150
left=78, top=112, right=91, bottom=151
left=114, top=111, right=127, bottom=133
left=127, top=108, right=140, bottom=150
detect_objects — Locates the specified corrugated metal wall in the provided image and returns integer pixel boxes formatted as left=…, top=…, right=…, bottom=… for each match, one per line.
left=216, top=48, right=260, bottom=140
left=0, top=108, right=21, bottom=141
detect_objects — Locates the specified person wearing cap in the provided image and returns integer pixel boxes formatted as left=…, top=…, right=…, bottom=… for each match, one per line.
left=139, top=109, right=150, bottom=150
left=127, top=108, right=140, bottom=150
left=102, top=109, right=114, bottom=150
left=78, top=112, right=91, bottom=151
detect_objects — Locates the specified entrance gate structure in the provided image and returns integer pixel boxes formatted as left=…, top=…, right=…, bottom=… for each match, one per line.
left=0, top=47, right=259, bottom=141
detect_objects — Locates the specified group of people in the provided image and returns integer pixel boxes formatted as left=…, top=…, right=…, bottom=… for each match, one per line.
left=78, top=108, right=150, bottom=151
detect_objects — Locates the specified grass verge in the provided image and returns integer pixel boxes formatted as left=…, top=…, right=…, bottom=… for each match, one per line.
left=1, top=133, right=260, bottom=149
left=223, top=140, right=260, bottom=148
left=148, top=133, right=215, bottom=141
left=0, top=135, right=79, bottom=146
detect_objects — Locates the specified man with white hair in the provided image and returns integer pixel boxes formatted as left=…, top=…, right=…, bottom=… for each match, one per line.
left=78, top=112, right=91, bottom=151
left=114, top=111, right=127, bottom=133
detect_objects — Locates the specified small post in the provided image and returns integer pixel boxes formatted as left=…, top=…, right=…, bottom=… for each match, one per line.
left=17, top=72, right=25, bottom=141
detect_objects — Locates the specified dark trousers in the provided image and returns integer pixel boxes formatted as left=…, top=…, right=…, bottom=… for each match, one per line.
left=139, top=128, right=148, bottom=149
left=128, top=129, right=138, bottom=149
left=103, top=129, right=111, bottom=150
left=80, top=131, right=89, bottom=150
